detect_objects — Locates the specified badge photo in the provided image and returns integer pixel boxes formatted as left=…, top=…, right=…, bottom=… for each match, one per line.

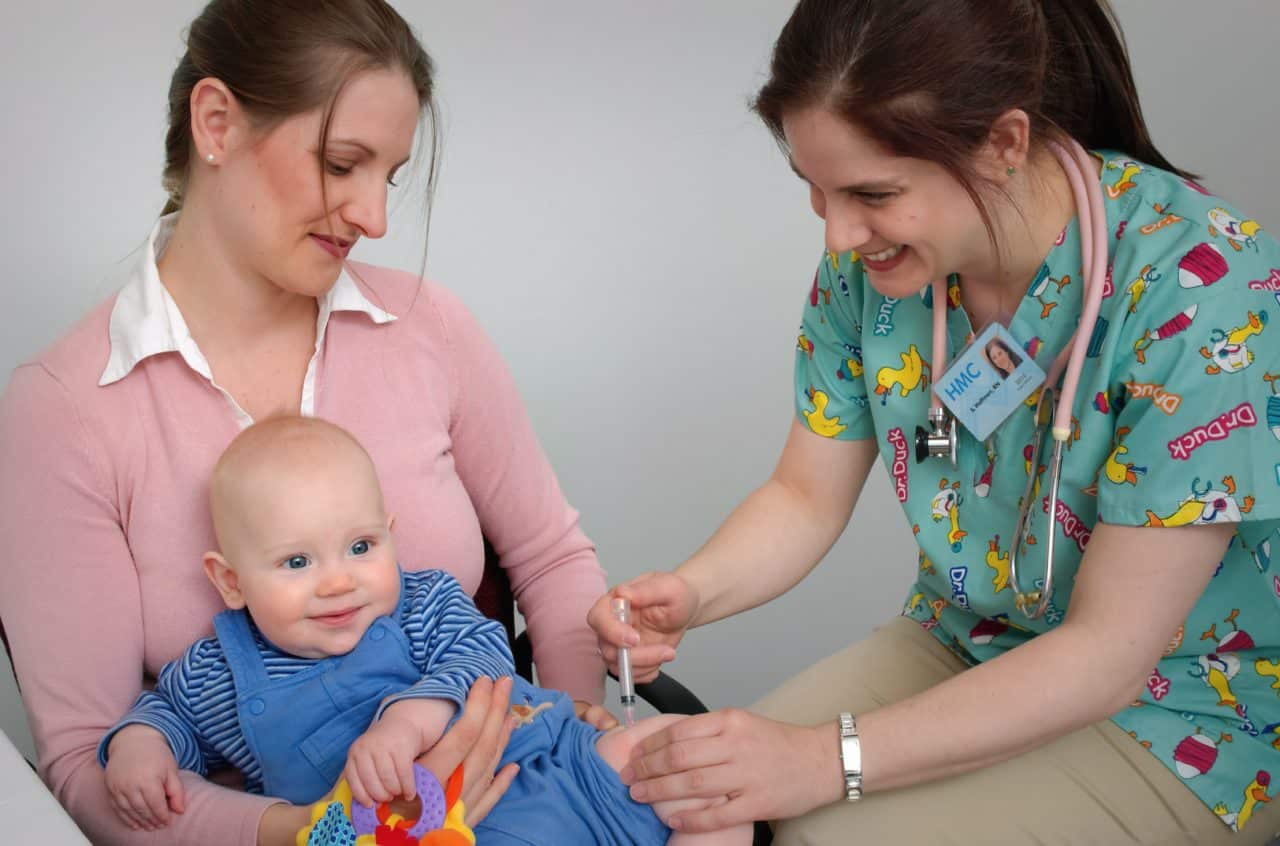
left=936, top=323, right=1044, bottom=441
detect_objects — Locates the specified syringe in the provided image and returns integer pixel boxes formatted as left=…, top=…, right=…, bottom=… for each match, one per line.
left=611, top=596, right=636, bottom=727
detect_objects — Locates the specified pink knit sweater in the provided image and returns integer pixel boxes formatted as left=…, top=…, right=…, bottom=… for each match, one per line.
left=0, top=258, right=606, bottom=845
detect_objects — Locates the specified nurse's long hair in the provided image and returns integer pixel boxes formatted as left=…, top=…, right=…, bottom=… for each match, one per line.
left=752, top=0, right=1195, bottom=245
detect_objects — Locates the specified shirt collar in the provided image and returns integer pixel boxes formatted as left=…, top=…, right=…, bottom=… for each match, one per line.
left=99, top=214, right=396, bottom=386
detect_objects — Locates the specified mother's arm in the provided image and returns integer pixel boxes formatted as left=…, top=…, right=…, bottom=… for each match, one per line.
left=433, top=286, right=606, bottom=702
left=0, top=365, right=280, bottom=846
left=623, top=521, right=1234, bottom=832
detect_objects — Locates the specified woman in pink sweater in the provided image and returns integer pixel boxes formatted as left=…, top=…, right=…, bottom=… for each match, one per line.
left=0, top=1, right=607, bottom=844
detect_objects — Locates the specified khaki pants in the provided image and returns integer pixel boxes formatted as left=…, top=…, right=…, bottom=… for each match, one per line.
left=751, top=617, right=1278, bottom=845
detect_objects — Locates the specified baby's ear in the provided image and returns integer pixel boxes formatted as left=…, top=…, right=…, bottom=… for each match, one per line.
left=203, top=551, right=245, bottom=609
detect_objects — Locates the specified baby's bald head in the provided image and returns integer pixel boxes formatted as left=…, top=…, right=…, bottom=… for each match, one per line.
left=210, top=416, right=385, bottom=558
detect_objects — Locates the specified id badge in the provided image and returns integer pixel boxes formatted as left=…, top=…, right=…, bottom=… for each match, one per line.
left=936, top=323, right=1044, bottom=441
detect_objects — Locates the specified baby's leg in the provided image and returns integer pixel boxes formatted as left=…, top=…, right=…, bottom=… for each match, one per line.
left=596, top=715, right=753, bottom=846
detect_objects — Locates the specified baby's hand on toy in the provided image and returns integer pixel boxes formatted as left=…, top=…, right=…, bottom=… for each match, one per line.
left=345, top=698, right=456, bottom=807
left=104, top=724, right=186, bottom=831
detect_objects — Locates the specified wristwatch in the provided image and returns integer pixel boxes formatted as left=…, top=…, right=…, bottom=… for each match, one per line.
left=838, top=712, right=863, bottom=802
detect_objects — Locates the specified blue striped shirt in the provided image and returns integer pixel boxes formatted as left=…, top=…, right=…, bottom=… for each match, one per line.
left=97, top=569, right=514, bottom=794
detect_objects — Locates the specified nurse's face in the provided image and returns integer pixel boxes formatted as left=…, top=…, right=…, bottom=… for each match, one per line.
left=212, top=68, right=420, bottom=298
left=782, top=106, right=993, bottom=299
left=988, top=343, right=1014, bottom=373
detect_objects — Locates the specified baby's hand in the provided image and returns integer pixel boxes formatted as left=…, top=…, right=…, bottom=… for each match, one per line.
left=344, top=698, right=456, bottom=807
left=104, top=724, right=186, bottom=831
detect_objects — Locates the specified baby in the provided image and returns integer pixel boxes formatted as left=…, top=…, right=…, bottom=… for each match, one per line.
left=99, top=416, right=750, bottom=845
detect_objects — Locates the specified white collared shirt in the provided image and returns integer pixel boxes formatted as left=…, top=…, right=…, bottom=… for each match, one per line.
left=99, top=214, right=396, bottom=427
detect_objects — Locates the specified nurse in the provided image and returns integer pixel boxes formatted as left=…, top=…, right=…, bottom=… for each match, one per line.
left=590, top=0, right=1280, bottom=842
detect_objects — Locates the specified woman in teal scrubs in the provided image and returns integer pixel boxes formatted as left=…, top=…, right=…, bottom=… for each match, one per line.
left=591, top=0, right=1280, bottom=842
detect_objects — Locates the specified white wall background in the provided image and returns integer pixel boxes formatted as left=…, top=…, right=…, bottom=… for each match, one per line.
left=2, top=1, right=1278, bottom=763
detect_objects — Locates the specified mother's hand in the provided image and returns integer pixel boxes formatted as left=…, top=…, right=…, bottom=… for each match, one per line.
left=415, top=675, right=519, bottom=826
left=619, top=709, right=841, bottom=832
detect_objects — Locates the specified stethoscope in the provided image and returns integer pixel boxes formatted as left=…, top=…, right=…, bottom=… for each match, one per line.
left=914, top=138, right=1108, bottom=620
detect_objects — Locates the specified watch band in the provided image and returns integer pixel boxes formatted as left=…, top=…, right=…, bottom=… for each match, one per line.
left=838, top=712, right=863, bottom=802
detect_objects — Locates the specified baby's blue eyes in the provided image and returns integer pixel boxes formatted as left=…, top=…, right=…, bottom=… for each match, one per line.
left=279, top=541, right=371, bottom=569
left=283, top=555, right=310, bottom=571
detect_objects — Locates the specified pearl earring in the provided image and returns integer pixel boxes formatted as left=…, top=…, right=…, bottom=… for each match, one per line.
left=205, top=153, right=216, bottom=164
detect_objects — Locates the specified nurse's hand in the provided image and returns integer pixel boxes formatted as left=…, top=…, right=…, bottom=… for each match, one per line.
left=588, top=572, right=696, bottom=683
left=415, top=675, right=520, bottom=826
left=618, top=709, right=840, bottom=832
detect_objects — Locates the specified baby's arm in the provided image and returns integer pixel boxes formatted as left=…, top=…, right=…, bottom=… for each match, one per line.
left=102, top=723, right=187, bottom=831
left=344, top=571, right=513, bottom=806
left=97, top=639, right=224, bottom=831
left=596, top=715, right=753, bottom=846
left=344, top=697, right=458, bottom=807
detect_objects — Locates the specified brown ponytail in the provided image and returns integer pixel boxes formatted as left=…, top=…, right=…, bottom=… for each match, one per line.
left=1036, top=0, right=1189, bottom=177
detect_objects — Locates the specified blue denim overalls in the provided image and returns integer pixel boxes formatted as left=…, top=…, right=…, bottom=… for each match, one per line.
left=214, top=609, right=421, bottom=804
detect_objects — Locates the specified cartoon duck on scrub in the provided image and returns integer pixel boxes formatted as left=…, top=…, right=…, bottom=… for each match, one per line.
left=905, top=593, right=948, bottom=627
left=796, top=332, right=815, bottom=360
left=1124, top=264, right=1161, bottom=314
left=1213, top=771, right=1272, bottom=832
left=801, top=387, right=847, bottom=438
left=1103, top=426, right=1147, bottom=486
left=836, top=343, right=865, bottom=381
left=986, top=535, right=1011, bottom=593
left=1208, top=207, right=1263, bottom=252
left=1105, top=157, right=1144, bottom=199
left=1200, top=310, right=1269, bottom=375
left=1028, top=269, right=1071, bottom=319
left=1191, top=652, right=1243, bottom=710
left=1255, top=657, right=1280, bottom=695
left=931, top=479, right=967, bottom=552
left=874, top=344, right=929, bottom=405
left=1144, top=476, right=1255, bottom=528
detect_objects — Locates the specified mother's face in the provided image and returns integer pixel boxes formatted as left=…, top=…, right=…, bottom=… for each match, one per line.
left=214, top=68, right=420, bottom=298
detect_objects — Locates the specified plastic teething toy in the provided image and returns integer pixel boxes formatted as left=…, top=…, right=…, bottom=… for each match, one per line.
left=296, top=763, right=473, bottom=846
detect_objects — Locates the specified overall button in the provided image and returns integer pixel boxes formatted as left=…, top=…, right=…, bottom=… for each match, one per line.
left=248, top=698, right=266, bottom=716
left=369, top=625, right=386, bottom=642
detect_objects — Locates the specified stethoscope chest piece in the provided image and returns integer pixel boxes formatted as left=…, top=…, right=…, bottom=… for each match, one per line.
left=915, top=405, right=957, bottom=465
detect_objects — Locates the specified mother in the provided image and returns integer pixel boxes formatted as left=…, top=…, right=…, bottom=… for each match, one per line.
left=0, top=1, right=605, bottom=843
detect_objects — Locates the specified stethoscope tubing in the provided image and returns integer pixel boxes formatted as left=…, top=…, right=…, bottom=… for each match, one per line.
left=925, top=137, right=1110, bottom=619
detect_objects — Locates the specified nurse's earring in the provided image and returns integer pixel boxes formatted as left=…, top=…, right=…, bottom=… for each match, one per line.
left=1006, top=165, right=1017, bottom=176
left=205, top=153, right=216, bottom=164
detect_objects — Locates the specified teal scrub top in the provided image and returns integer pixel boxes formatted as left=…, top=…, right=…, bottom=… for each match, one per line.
left=796, top=150, right=1280, bottom=832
